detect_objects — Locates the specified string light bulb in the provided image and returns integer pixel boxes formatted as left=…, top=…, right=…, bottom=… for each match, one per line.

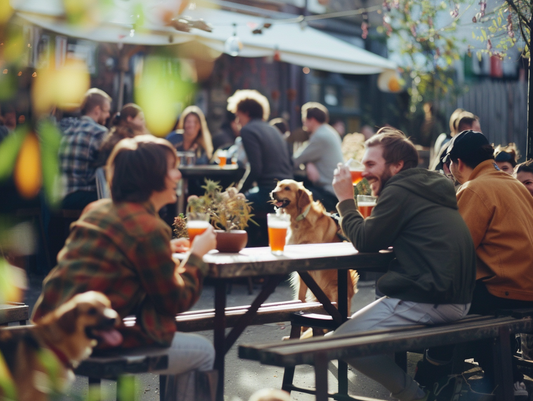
left=225, top=23, right=242, bottom=57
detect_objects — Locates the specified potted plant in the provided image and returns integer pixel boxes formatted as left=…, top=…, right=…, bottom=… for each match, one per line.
left=174, top=179, right=256, bottom=252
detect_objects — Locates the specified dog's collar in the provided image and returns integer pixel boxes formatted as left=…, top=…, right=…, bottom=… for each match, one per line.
left=43, top=340, right=75, bottom=370
left=295, top=204, right=312, bottom=222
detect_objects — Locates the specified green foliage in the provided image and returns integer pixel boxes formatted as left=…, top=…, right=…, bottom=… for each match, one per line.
left=186, top=179, right=257, bottom=232
left=0, top=125, right=27, bottom=182
left=384, top=0, right=466, bottom=116
left=38, top=120, right=62, bottom=207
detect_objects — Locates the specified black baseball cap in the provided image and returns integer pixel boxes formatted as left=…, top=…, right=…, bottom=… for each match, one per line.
left=443, top=130, right=492, bottom=166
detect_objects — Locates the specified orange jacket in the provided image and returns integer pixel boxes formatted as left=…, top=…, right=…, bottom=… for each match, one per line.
left=457, top=160, right=533, bottom=301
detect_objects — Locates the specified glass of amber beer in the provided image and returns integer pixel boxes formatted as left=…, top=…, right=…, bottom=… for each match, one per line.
left=218, top=150, right=227, bottom=168
left=346, top=159, right=365, bottom=185
left=187, top=212, right=210, bottom=244
left=356, top=195, right=377, bottom=219
left=267, top=213, right=290, bottom=255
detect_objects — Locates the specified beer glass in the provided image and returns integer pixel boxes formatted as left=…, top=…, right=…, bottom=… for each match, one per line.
left=267, top=213, right=290, bottom=255
left=346, top=159, right=364, bottom=185
left=218, top=150, right=227, bottom=168
left=187, top=212, right=210, bottom=244
left=356, top=195, right=377, bottom=219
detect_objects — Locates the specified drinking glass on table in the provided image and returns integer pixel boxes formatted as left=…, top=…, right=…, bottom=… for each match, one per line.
left=217, top=150, right=228, bottom=168
left=267, top=213, right=290, bottom=255
left=356, top=195, right=377, bottom=219
left=346, top=159, right=364, bottom=185
left=187, top=212, right=210, bottom=244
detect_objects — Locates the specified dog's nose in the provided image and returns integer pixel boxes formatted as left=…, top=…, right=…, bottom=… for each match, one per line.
left=103, top=308, right=118, bottom=324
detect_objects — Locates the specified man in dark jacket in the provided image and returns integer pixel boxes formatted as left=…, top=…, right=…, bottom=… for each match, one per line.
left=227, top=90, right=293, bottom=245
left=332, top=128, right=476, bottom=401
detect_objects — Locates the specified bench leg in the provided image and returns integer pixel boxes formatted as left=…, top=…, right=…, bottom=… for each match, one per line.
left=315, top=352, right=329, bottom=401
left=338, top=360, right=348, bottom=395
left=493, top=327, right=514, bottom=401
left=281, top=323, right=302, bottom=392
left=160, top=375, right=167, bottom=401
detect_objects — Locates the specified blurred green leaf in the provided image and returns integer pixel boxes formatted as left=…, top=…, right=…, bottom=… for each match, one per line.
left=117, top=376, right=137, bottom=401
left=38, top=120, right=62, bottom=207
left=0, top=126, right=28, bottom=182
left=0, top=71, right=17, bottom=101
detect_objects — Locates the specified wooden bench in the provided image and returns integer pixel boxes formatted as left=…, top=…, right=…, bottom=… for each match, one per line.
left=76, top=300, right=327, bottom=400
left=0, top=303, right=29, bottom=326
left=239, top=312, right=533, bottom=401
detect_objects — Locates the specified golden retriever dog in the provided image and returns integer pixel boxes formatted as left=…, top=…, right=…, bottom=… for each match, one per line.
left=270, top=180, right=359, bottom=333
left=0, top=291, right=122, bottom=401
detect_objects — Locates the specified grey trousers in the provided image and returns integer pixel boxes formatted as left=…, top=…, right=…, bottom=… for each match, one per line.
left=333, top=297, right=470, bottom=401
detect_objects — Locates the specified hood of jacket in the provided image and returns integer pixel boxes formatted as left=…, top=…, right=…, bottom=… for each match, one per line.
left=384, top=168, right=457, bottom=210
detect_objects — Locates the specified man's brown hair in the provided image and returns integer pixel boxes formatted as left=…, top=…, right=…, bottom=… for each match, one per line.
left=302, top=102, right=329, bottom=124
left=107, top=135, right=177, bottom=203
left=81, top=88, right=112, bottom=115
left=366, top=127, right=419, bottom=171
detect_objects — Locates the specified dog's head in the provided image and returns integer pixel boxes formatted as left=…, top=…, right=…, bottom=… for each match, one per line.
left=270, top=180, right=314, bottom=215
left=38, top=291, right=122, bottom=364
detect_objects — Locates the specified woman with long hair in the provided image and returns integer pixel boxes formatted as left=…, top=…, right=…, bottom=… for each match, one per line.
left=167, top=106, right=213, bottom=165
left=96, top=103, right=147, bottom=167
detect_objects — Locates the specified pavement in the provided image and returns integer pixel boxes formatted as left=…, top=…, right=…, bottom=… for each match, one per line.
left=24, top=273, right=397, bottom=401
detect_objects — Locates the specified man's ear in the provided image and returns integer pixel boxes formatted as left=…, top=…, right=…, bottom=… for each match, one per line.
left=390, top=160, right=404, bottom=175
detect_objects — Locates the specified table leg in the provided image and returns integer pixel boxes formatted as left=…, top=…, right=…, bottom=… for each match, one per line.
left=337, top=269, right=349, bottom=395
left=298, top=271, right=343, bottom=324
left=214, top=280, right=227, bottom=401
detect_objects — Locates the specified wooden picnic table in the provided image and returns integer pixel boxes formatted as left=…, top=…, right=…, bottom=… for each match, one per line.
left=188, top=242, right=394, bottom=400
left=177, top=164, right=242, bottom=214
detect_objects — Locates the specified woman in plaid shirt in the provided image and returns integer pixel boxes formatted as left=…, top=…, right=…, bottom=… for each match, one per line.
left=33, top=135, right=217, bottom=400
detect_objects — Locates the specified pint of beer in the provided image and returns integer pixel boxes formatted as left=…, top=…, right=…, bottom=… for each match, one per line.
left=356, top=195, right=377, bottom=219
left=218, top=150, right=227, bottom=168
left=187, top=212, right=210, bottom=244
left=267, top=213, right=290, bottom=255
left=346, top=159, right=364, bottom=185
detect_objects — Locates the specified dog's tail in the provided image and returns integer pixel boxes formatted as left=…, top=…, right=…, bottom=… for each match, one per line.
left=349, top=270, right=360, bottom=295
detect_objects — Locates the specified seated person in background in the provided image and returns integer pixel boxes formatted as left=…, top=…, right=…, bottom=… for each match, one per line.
left=332, top=128, right=475, bottom=401
left=167, top=105, right=213, bottom=165
left=226, top=90, right=293, bottom=246
left=430, top=109, right=481, bottom=172
left=294, top=102, right=343, bottom=212
left=515, top=159, right=533, bottom=196
left=33, top=135, right=217, bottom=401
left=59, top=88, right=112, bottom=210
left=269, top=117, right=293, bottom=160
left=95, top=103, right=147, bottom=168
left=494, top=143, right=519, bottom=174
left=212, top=110, right=239, bottom=151
left=438, top=130, right=533, bottom=398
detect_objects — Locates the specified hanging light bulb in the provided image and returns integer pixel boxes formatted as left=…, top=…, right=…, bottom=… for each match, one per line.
left=225, top=23, right=242, bottom=57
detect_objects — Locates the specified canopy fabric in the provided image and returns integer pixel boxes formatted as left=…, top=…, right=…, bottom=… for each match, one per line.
left=12, top=0, right=396, bottom=74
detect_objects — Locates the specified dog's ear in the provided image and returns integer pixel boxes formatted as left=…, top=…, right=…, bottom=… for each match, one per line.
left=56, top=306, right=79, bottom=334
left=296, top=187, right=311, bottom=211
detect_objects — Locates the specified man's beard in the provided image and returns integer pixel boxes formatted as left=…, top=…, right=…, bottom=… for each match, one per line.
left=371, top=168, right=393, bottom=197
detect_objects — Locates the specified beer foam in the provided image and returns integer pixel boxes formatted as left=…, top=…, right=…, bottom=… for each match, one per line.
left=358, top=202, right=376, bottom=206
left=187, top=220, right=211, bottom=229
left=268, top=221, right=290, bottom=229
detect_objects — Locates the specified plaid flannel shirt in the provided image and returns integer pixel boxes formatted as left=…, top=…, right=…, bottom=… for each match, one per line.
left=59, top=116, right=108, bottom=196
left=32, top=199, right=208, bottom=349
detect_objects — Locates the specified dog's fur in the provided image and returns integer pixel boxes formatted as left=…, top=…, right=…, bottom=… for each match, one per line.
left=0, top=291, right=122, bottom=401
left=270, top=180, right=359, bottom=322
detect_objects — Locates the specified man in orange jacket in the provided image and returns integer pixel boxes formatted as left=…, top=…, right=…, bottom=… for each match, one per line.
left=444, top=130, right=533, bottom=399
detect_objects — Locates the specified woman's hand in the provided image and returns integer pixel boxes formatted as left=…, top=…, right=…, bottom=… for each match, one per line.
left=170, top=238, right=190, bottom=253
left=190, top=225, right=217, bottom=258
left=332, top=163, right=355, bottom=203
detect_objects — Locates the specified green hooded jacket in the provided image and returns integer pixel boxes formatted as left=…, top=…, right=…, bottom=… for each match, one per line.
left=338, top=168, right=476, bottom=304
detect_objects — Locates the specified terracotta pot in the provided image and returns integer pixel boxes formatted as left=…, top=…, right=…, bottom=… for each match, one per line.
left=215, top=230, right=248, bottom=253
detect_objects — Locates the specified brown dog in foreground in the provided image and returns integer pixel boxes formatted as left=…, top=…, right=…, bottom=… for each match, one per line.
left=0, top=291, right=122, bottom=401
left=270, top=180, right=359, bottom=331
